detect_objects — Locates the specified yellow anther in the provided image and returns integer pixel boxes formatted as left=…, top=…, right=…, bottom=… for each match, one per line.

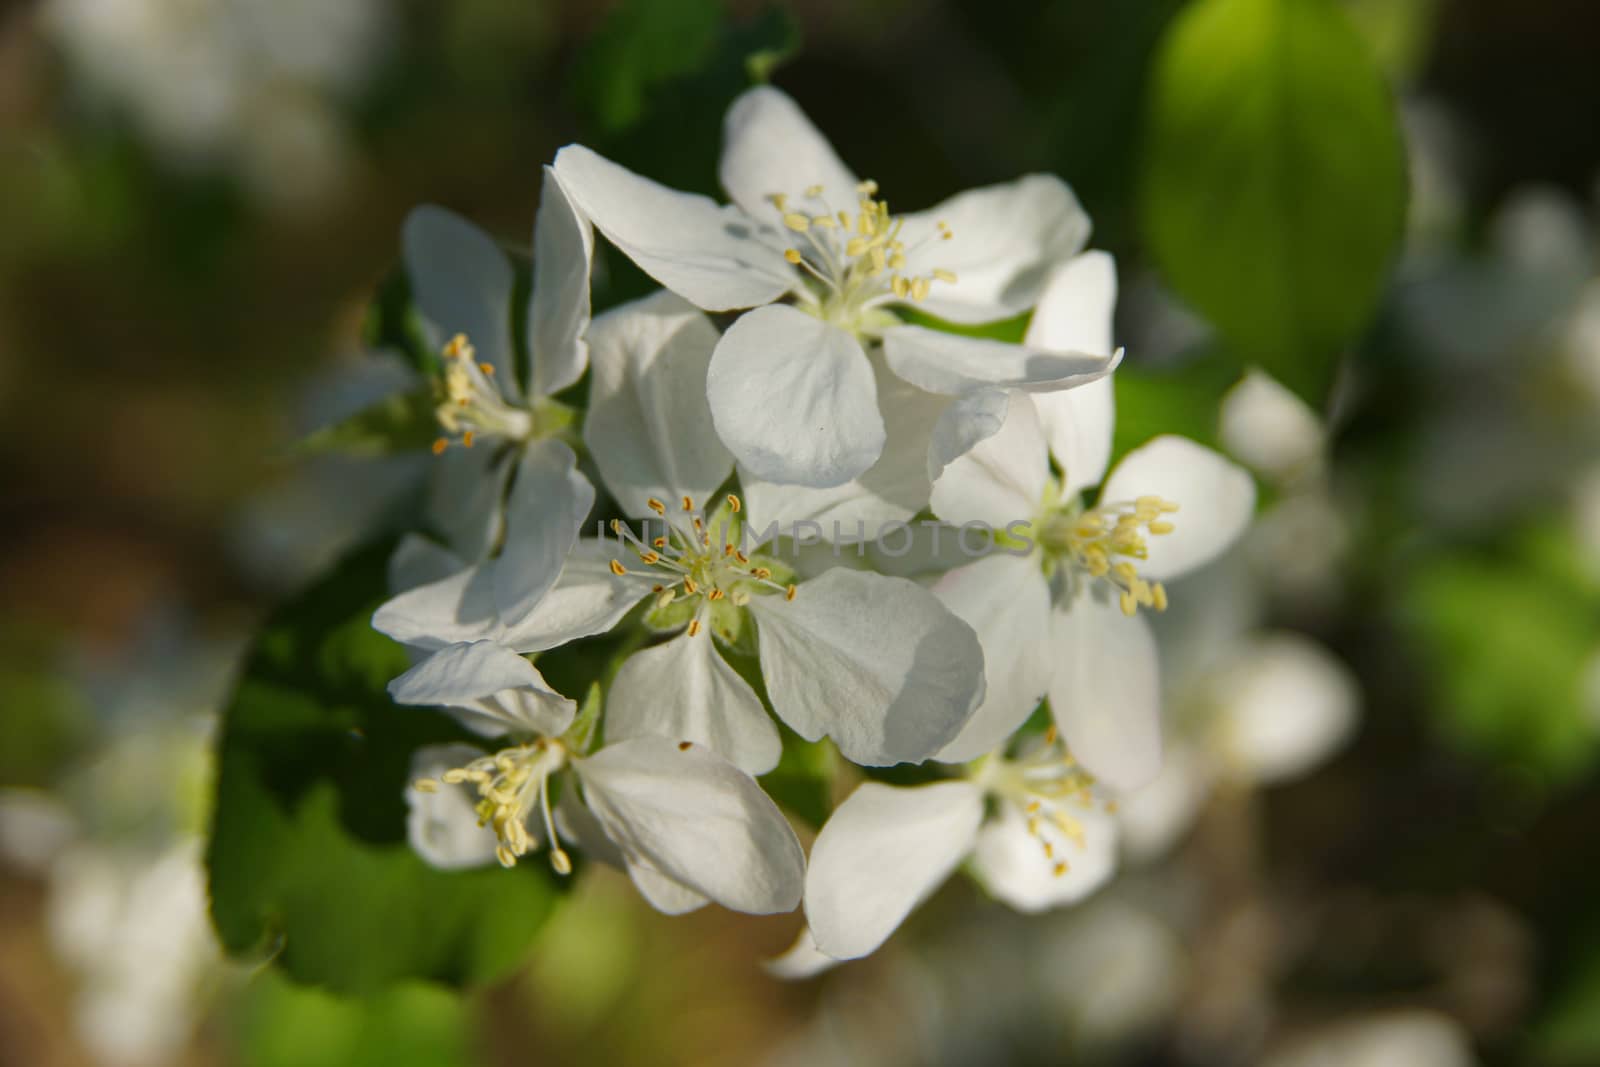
left=811, top=214, right=836, bottom=228
left=414, top=778, right=439, bottom=793
left=857, top=179, right=879, bottom=195
left=683, top=577, right=698, bottom=595
left=432, top=437, right=448, bottom=455
left=655, top=589, right=676, bottom=609
left=441, top=769, right=469, bottom=784
left=609, top=560, right=627, bottom=576
left=933, top=268, right=957, bottom=283
left=550, top=848, right=572, bottom=875
left=640, top=551, right=661, bottom=565
left=1148, top=520, right=1175, bottom=535
left=889, top=252, right=907, bottom=270
left=784, top=248, right=803, bottom=264
left=785, top=584, right=798, bottom=601
left=845, top=237, right=868, bottom=257
left=804, top=183, right=824, bottom=197
left=653, top=536, right=667, bottom=549
left=1053, top=860, right=1069, bottom=877
left=708, top=589, right=725, bottom=601
left=1119, top=592, right=1137, bottom=616
left=768, top=193, right=788, bottom=211
left=732, top=590, right=750, bottom=606
left=681, top=495, right=694, bottom=511
left=892, top=276, right=910, bottom=299
left=870, top=246, right=888, bottom=274
left=647, top=497, right=666, bottom=515
left=911, top=277, right=930, bottom=301
left=462, top=431, right=475, bottom=448
left=478, top=361, right=494, bottom=375
left=783, top=213, right=811, bottom=232
left=1151, top=583, right=1168, bottom=612
left=687, top=618, right=702, bottom=637
left=727, top=493, right=741, bottom=513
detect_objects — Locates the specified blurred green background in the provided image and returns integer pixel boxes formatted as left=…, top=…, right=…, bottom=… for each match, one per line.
left=2, top=0, right=1599, bottom=1064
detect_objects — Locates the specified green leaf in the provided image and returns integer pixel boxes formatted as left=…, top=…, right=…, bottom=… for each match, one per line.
left=295, top=390, right=441, bottom=457
left=1141, top=0, right=1408, bottom=407
left=206, top=540, right=564, bottom=993
left=1399, top=536, right=1600, bottom=783
left=235, top=970, right=473, bottom=1067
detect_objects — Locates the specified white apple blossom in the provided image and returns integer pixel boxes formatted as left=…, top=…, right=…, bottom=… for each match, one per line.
left=927, top=384, right=1255, bottom=789
left=580, top=292, right=988, bottom=771
left=552, top=86, right=1119, bottom=490
left=401, top=166, right=594, bottom=566
left=770, top=729, right=1118, bottom=975
left=391, top=640, right=805, bottom=916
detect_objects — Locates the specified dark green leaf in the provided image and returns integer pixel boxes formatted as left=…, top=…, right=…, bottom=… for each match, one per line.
left=1141, top=0, right=1408, bottom=406
left=206, top=540, right=564, bottom=993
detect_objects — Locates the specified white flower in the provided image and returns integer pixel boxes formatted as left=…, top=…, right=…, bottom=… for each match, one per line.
left=401, top=166, right=594, bottom=565
left=552, top=86, right=1118, bottom=490
left=371, top=444, right=635, bottom=654
left=1119, top=632, right=1360, bottom=859
left=927, top=383, right=1256, bottom=789
left=572, top=293, right=987, bottom=771
left=771, top=730, right=1117, bottom=974
left=392, top=641, right=806, bottom=916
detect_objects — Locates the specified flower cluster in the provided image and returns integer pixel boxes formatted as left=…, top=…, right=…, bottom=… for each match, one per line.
left=372, top=87, right=1256, bottom=970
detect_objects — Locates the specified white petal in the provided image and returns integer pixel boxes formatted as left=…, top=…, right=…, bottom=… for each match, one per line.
left=929, top=389, right=1049, bottom=529
left=387, top=533, right=465, bottom=596
left=972, top=802, right=1116, bottom=913
left=406, top=744, right=499, bottom=870
left=804, top=781, right=983, bottom=960
left=1116, top=746, right=1210, bottom=861
left=583, top=290, right=733, bottom=516
left=763, top=926, right=842, bottom=980
left=739, top=359, right=950, bottom=539
left=575, top=736, right=806, bottom=915
left=719, top=86, right=858, bottom=221
left=375, top=540, right=653, bottom=653
left=491, top=440, right=595, bottom=623
left=899, top=174, right=1091, bottom=324
left=882, top=324, right=1120, bottom=396
left=748, top=568, right=984, bottom=765
left=402, top=205, right=519, bottom=399
left=1033, top=378, right=1115, bottom=498
left=372, top=564, right=501, bottom=652
left=1025, top=252, right=1119, bottom=492
left=1217, top=369, right=1325, bottom=481
left=500, top=540, right=657, bottom=651
left=424, top=445, right=513, bottom=563
left=1210, top=633, right=1359, bottom=786
left=932, top=555, right=1054, bottom=762
left=606, top=629, right=781, bottom=775
left=1099, top=435, right=1256, bottom=581
left=1049, top=597, right=1163, bottom=791
left=708, top=305, right=885, bottom=488
left=552, top=144, right=794, bottom=312
left=1025, top=251, right=1118, bottom=356
left=388, top=640, right=576, bottom=738
left=528, top=166, right=594, bottom=399
left=623, top=858, right=711, bottom=915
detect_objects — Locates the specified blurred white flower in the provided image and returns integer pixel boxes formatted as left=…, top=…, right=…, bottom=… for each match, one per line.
left=1220, top=370, right=1326, bottom=484
left=1261, top=1010, right=1477, bottom=1067
left=47, top=840, right=220, bottom=1067
left=44, top=0, right=392, bottom=206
